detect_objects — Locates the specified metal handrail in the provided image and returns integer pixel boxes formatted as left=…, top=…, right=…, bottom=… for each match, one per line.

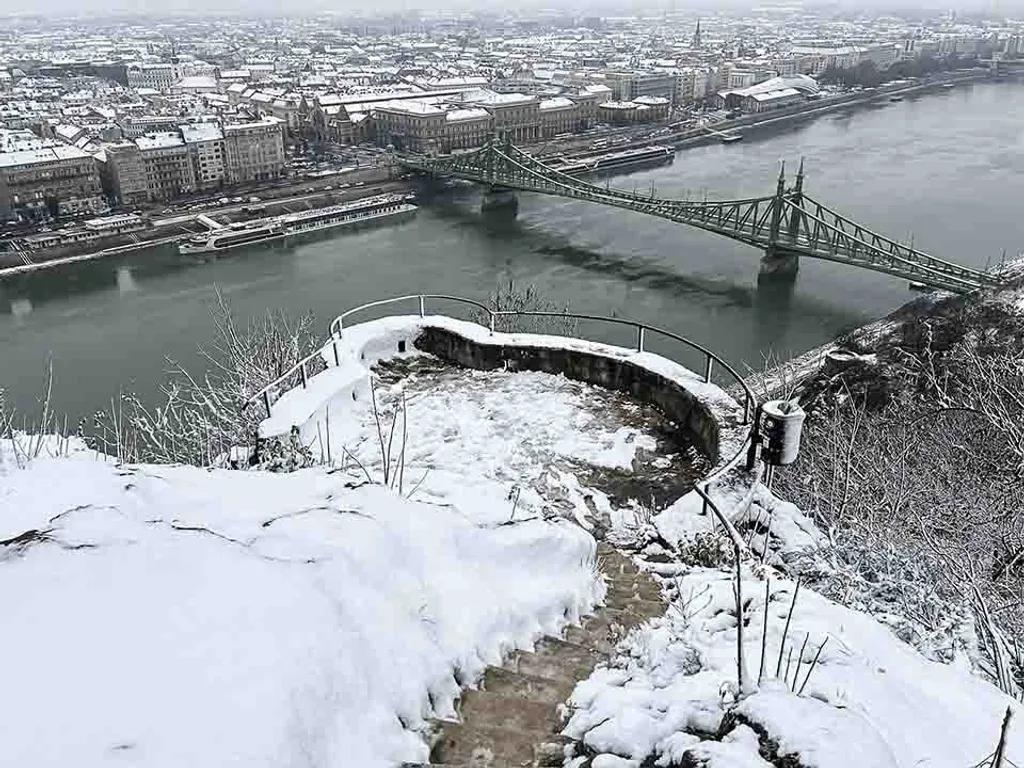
left=245, top=294, right=759, bottom=498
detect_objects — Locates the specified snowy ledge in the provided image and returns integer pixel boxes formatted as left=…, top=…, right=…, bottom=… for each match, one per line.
left=261, top=314, right=750, bottom=476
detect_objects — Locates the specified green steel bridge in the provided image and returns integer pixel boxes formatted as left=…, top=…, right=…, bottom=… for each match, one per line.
left=396, top=138, right=1004, bottom=294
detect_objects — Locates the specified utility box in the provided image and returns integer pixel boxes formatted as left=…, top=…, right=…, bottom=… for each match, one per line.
left=760, top=399, right=806, bottom=466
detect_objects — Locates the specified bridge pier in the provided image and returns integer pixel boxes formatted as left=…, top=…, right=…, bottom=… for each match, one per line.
left=758, top=248, right=800, bottom=283
left=481, top=185, right=519, bottom=215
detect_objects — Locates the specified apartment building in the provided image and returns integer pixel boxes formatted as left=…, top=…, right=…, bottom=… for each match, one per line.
left=790, top=43, right=899, bottom=74
left=135, top=133, right=196, bottom=200
left=223, top=118, right=285, bottom=184
left=181, top=123, right=226, bottom=190
left=101, top=141, right=149, bottom=207
left=602, top=71, right=679, bottom=105
left=0, top=144, right=103, bottom=220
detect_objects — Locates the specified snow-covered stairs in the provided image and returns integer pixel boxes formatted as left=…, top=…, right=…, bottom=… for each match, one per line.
left=420, top=542, right=665, bottom=768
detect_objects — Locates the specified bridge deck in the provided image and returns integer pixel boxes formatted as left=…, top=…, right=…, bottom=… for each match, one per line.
left=397, top=140, right=1003, bottom=294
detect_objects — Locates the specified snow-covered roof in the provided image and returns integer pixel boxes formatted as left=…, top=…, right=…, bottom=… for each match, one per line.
left=748, top=87, right=802, bottom=102
left=539, top=96, right=576, bottom=111
left=0, top=144, right=92, bottom=167
left=172, top=75, right=217, bottom=90
left=446, top=107, right=491, bottom=122
left=723, top=74, right=819, bottom=99
left=471, top=91, right=536, bottom=106
left=180, top=123, right=224, bottom=143
left=135, top=132, right=185, bottom=150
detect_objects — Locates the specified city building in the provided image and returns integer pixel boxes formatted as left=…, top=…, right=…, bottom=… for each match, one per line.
left=0, top=144, right=103, bottom=220
left=100, top=141, right=148, bottom=207
left=597, top=98, right=669, bottom=124
left=135, top=132, right=196, bottom=200
left=127, top=63, right=183, bottom=91
left=223, top=117, right=285, bottom=184
left=716, top=74, right=820, bottom=112
left=180, top=123, right=226, bottom=190
left=602, top=71, right=679, bottom=105
left=466, top=91, right=540, bottom=143
left=538, top=97, right=580, bottom=137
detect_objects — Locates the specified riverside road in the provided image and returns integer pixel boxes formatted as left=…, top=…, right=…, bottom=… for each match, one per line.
left=1, top=80, right=1023, bottom=422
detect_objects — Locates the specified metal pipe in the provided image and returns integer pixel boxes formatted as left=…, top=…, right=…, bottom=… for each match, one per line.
left=636, top=325, right=645, bottom=352
left=263, top=390, right=271, bottom=418
left=333, top=340, right=340, bottom=367
left=704, top=354, right=714, bottom=383
left=488, top=312, right=495, bottom=334
left=418, top=295, right=425, bottom=317
left=300, top=362, right=308, bottom=388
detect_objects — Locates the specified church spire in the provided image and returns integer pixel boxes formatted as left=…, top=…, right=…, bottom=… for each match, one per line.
left=692, top=19, right=703, bottom=49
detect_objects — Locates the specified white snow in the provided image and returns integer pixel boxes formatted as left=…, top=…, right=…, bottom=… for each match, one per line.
left=262, top=315, right=750, bottom=476
left=565, top=507, right=1024, bottom=768
left=0, top=437, right=602, bottom=768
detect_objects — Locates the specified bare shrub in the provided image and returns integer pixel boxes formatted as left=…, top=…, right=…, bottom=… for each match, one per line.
left=94, top=289, right=323, bottom=466
left=679, top=530, right=735, bottom=569
left=476, top=280, right=579, bottom=336
left=1, top=364, right=78, bottom=468
left=776, top=318, right=1024, bottom=694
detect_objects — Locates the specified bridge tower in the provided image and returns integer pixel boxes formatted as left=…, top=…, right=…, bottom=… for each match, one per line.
left=480, top=134, right=519, bottom=215
left=759, top=162, right=800, bottom=282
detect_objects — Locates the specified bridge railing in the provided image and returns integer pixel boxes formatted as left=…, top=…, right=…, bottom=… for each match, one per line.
left=246, top=294, right=757, bottom=494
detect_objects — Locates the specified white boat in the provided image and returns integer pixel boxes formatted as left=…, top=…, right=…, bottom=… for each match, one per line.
left=179, top=195, right=417, bottom=256
left=179, top=221, right=287, bottom=255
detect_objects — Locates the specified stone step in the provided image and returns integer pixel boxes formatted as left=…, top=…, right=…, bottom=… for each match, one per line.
left=561, top=610, right=646, bottom=652
left=507, top=637, right=604, bottom=683
left=561, top=623, right=617, bottom=655
left=603, top=580, right=663, bottom=601
left=429, top=721, right=570, bottom=767
left=594, top=606, right=653, bottom=631
left=481, top=665, right=575, bottom=704
left=599, top=557, right=641, bottom=579
left=457, top=690, right=560, bottom=735
left=604, top=593, right=665, bottom=618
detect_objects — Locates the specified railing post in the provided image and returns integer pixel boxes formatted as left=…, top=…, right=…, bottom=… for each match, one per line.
left=488, top=311, right=496, bottom=334
left=704, top=354, right=714, bottom=383
left=636, top=325, right=645, bottom=353
left=262, top=390, right=271, bottom=418
left=333, top=339, right=340, bottom=367
left=300, top=362, right=308, bottom=388
left=418, top=295, right=425, bottom=318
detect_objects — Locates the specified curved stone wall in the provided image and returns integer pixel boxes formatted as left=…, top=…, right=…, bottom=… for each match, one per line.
left=414, top=325, right=722, bottom=464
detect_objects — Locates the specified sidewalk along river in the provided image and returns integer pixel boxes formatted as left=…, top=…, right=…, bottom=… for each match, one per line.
left=1, top=80, right=1022, bottom=425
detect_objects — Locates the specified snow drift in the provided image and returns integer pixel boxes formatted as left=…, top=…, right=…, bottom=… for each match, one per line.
left=0, top=439, right=602, bottom=768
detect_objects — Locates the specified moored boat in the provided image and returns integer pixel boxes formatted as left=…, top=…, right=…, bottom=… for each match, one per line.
left=179, top=194, right=417, bottom=256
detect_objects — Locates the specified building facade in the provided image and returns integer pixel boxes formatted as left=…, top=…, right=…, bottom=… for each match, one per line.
left=101, top=141, right=149, bottom=207
left=181, top=123, right=226, bottom=190
left=223, top=118, right=285, bottom=184
left=0, top=145, right=103, bottom=220
left=135, top=133, right=196, bottom=200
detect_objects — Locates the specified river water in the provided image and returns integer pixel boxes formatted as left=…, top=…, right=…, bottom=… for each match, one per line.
left=2, top=81, right=1023, bottom=423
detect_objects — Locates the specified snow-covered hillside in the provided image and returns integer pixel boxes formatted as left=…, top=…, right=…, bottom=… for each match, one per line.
left=0, top=437, right=601, bottom=768
left=565, top=485, right=1024, bottom=768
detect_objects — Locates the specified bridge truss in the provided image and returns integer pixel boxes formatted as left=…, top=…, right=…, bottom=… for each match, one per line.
left=396, top=138, right=1003, bottom=294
